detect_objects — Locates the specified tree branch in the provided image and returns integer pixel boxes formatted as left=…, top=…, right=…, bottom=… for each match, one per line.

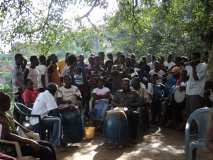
left=86, top=17, right=99, bottom=32
left=77, top=0, right=99, bottom=20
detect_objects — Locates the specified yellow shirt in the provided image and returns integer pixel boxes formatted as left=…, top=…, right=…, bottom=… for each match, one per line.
left=57, top=60, right=65, bottom=74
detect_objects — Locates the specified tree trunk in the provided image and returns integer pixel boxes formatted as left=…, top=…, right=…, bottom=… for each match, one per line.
left=208, top=47, right=213, bottom=80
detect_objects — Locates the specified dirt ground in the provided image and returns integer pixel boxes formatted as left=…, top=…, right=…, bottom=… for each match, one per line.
left=57, top=127, right=185, bottom=160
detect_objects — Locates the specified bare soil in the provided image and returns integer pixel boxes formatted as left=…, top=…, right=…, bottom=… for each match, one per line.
left=57, top=128, right=185, bottom=160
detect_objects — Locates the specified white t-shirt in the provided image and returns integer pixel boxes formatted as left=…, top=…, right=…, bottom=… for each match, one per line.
left=164, top=61, right=176, bottom=70
left=57, top=85, right=81, bottom=105
left=149, top=69, right=166, bottom=83
left=149, top=69, right=166, bottom=78
left=92, top=87, right=110, bottom=101
left=28, top=68, right=39, bottom=89
left=185, top=63, right=207, bottom=97
left=147, top=83, right=153, bottom=95
left=147, top=62, right=154, bottom=70
left=30, top=90, right=58, bottom=125
left=36, top=65, right=47, bottom=89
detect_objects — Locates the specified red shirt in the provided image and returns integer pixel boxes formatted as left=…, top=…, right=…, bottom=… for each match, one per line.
left=22, top=89, right=38, bottom=107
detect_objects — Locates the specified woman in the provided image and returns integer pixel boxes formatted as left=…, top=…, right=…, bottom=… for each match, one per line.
left=57, top=75, right=82, bottom=109
left=91, top=77, right=112, bottom=121
left=0, top=92, right=56, bottom=160
left=47, top=54, right=60, bottom=85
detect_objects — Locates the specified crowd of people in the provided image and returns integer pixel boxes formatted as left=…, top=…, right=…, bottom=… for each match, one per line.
left=1, top=50, right=213, bottom=159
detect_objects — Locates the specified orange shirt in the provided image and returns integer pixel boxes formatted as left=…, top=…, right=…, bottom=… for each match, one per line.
left=48, top=64, right=60, bottom=85
left=57, top=60, right=65, bottom=75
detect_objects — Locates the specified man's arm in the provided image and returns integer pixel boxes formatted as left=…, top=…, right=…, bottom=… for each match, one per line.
left=192, top=66, right=199, bottom=81
left=1, top=120, right=40, bottom=153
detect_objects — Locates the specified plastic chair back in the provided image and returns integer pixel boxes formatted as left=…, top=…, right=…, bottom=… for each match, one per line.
left=0, top=139, right=36, bottom=160
left=185, top=107, right=210, bottom=159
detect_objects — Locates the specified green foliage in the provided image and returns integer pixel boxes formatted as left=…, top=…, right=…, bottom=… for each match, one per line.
left=0, top=0, right=213, bottom=57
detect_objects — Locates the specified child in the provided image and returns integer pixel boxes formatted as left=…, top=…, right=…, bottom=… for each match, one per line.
left=22, top=79, right=38, bottom=107
left=74, top=67, right=84, bottom=86
left=150, top=74, right=165, bottom=124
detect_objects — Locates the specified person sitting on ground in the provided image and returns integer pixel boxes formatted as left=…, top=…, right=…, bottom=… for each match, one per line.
left=0, top=92, right=56, bottom=160
left=91, top=77, right=112, bottom=122
left=22, top=79, right=38, bottom=107
left=57, top=75, right=82, bottom=110
left=30, top=83, right=62, bottom=147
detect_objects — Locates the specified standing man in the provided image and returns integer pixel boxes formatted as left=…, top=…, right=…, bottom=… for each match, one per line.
left=185, top=52, right=207, bottom=116
left=37, top=55, right=47, bottom=92
left=164, top=54, right=176, bottom=70
left=149, top=61, right=166, bottom=83
left=12, top=54, right=24, bottom=93
left=28, top=56, right=39, bottom=90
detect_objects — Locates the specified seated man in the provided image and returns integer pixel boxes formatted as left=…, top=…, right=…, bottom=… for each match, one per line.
left=0, top=92, right=56, bottom=160
left=22, top=79, right=38, bottom=107
left=30, top=83, right=62, bottom=147
left=112, top=78, right=144, bottom=141
left=91, top=77, right=112, bottom=121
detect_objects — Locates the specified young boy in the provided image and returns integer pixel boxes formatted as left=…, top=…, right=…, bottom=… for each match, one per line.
left=150, top=74, right=165, bottom=124
left=22, top=79, right=38, bottom=107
